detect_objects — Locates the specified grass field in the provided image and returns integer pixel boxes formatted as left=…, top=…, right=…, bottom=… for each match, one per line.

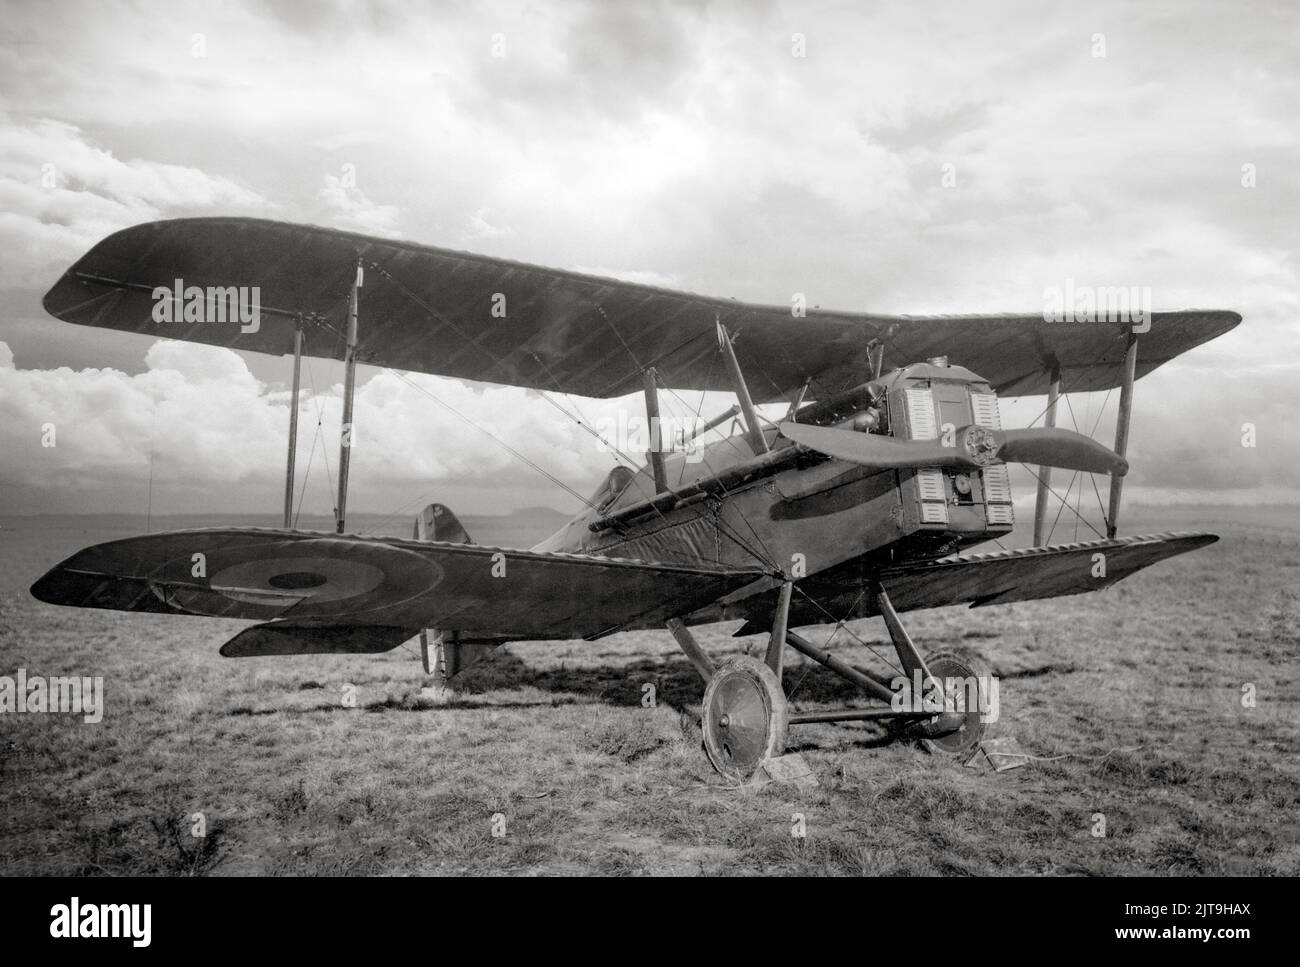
left=2, top=505, right=1298, bottom=876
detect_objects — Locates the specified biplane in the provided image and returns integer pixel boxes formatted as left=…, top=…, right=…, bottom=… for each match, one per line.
left=31, top=218, right=1240, bottom=779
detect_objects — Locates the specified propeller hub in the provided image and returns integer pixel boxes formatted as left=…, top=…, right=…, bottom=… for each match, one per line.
left=961, top=426, right=1000, bottom=466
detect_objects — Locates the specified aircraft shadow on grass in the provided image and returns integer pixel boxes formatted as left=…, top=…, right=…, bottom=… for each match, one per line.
left=367, top=647, right=897, bottom=752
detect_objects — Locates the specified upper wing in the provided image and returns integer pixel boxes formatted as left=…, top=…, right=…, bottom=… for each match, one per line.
left=30, top=528, right=764, bottom=642
left=732, top=532, right=1216, bottom=632
left=44, top=217, right=1240, bottom=401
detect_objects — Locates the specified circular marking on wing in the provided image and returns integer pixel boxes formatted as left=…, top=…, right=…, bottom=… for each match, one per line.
left=150, top=537, right=445, bottom=621
left=267, top=571, right=329, bottom=590
left=210, top=557, right=386, bottom=604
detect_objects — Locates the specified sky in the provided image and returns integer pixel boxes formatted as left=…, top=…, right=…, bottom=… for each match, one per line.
left=0, top=0, right=1296, bottom=526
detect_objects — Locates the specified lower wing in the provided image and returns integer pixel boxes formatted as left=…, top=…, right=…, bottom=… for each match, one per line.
left=732, top=532, right=1215, bottom=632
left=877, top=531, right=1215, bottom=610
left=30, top=528, right=764, bottom=653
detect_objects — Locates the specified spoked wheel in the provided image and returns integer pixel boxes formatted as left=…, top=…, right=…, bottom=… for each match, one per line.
left=913, top=649, right=995, bottom=757
left=701, top=655, right=789, bottom=781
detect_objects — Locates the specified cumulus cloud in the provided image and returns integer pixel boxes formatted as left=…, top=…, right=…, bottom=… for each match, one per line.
left=465, top=206, right=515, bottom=240
left=316, top=171, right=402, bottom=236
left=0, top=338, right=687, bottom=517
left=0, top=118, right=271, bottom=287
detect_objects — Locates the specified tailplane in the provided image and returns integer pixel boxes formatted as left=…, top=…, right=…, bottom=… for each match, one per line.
left=412, top=504, right=503, bottom=681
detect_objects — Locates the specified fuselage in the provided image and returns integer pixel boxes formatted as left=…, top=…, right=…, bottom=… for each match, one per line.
left=532, top=360, right=1017, bottom=623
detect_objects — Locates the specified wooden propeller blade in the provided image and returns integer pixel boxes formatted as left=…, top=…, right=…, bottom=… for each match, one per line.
left=779, top=422, right=972, bottom=469
left=779, top=422, right=1128, bottom=476
left=997, top=427, right=1128, bottom=476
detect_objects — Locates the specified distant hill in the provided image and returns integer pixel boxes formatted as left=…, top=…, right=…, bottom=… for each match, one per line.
left=460, top=507, right=572, bottom=548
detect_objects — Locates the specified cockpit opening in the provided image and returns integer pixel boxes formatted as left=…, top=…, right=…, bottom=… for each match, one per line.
left=589, top=465, right=635, bottom=511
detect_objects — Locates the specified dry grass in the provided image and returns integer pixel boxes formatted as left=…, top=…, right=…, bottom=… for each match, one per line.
left=1, top=506, right=1298, bottom=876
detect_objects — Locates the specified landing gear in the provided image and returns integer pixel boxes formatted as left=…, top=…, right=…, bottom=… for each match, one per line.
left=908, top=649, right=991, bottom=758
left=669, top=579, right=999, bottom=778
left=701, top=655, right=789, bottom=780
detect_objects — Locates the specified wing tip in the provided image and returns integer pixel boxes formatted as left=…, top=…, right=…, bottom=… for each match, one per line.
left=29, top=567, right=66, bottom=606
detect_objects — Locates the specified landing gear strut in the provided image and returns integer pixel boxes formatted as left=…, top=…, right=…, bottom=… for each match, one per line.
left=671, top=577, right=995, bottom=780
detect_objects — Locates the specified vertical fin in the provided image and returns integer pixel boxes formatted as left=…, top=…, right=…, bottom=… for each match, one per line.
left=412, top=504, right=501, bottom=680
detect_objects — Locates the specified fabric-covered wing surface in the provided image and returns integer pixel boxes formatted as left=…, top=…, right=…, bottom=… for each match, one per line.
left=876, top=532, right=1216, bottom=610
left=30, top=528, right=765, bottom=641
left=44, top=218, right=1240, bottom=400
left=733, top=533, right=1216, bottom=632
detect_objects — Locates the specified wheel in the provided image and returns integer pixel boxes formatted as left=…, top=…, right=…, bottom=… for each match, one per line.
left=701, top=655, right=789, bottom=781
left=915, top=649, right=995, bottom=757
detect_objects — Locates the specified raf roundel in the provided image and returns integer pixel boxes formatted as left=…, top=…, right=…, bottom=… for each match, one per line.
left=143, top=534, right=445, bottom=622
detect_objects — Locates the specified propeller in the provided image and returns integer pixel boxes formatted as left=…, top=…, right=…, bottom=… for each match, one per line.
left=779, top=422, right=1127, bottom=476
